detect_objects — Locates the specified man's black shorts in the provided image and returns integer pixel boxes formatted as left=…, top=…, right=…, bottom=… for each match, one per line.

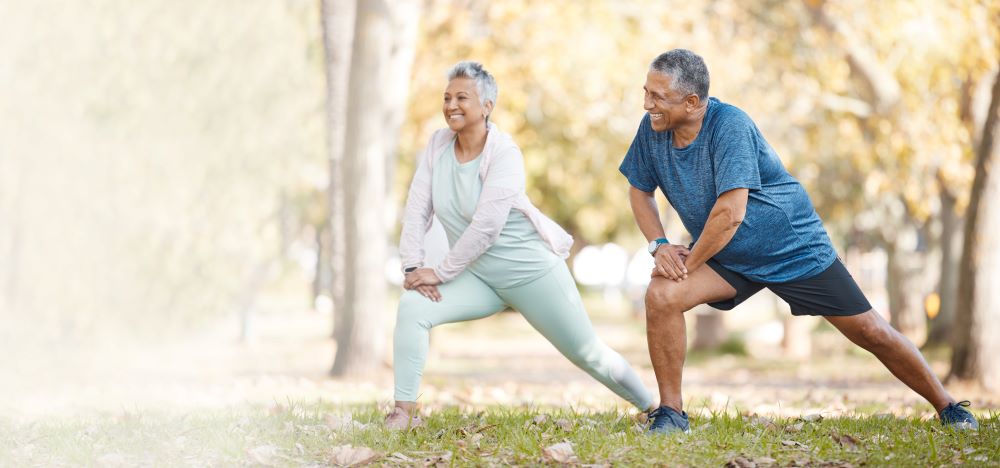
left=704, top=258, right=872, bottom=316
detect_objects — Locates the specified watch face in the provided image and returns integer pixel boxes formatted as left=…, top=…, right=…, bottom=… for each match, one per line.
left=648, top=240, right=658, bottom=254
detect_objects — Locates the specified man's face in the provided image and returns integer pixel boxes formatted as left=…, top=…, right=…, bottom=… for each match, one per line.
left=643, top=71, right=690, bottom=132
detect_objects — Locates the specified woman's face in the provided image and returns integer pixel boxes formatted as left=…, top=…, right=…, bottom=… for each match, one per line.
left=443, top=77, right=492, bottom=132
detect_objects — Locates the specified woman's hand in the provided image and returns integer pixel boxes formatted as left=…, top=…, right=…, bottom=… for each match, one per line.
left=414, top=285, right=441, bottom=302
left=404, top=268, right=443, bottom=301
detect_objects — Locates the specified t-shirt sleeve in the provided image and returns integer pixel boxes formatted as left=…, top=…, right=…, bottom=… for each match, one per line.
left=712, top=111, right=763, bottom=197
left=618, top=118, right=658, bottom=192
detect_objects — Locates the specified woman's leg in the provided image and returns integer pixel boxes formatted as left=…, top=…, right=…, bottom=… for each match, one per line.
left=497, top=263, right=654, bottom=410
left=393, top=270, right=506, bottom=403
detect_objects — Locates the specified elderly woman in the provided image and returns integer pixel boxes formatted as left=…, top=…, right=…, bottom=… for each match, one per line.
left=387, top=61, right=653, bottom=429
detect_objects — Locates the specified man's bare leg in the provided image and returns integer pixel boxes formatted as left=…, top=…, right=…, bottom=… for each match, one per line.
left=825, top=311, right=954, bottom=411
left=644, top=266, right=736, bottom=412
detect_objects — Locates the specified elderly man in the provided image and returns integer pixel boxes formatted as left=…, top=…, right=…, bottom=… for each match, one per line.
left=620, top=49, right=978, bottom=434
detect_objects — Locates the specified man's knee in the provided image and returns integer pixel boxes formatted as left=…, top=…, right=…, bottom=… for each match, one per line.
left=849, top=314, right=896, bottom=351
left=645, top=282, right=690, bottom=315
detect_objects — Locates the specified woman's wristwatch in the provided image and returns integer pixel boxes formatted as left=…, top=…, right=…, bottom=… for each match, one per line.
left=404, top=266, right=418, bottom=273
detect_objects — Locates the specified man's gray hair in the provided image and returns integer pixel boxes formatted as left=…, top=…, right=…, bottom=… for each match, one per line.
left=446, top=61, right=498, bottom=107
left=649, top=49, right=710, bottom=101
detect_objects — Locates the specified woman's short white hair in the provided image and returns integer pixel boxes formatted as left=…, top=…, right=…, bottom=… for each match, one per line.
left=446, top=61, right=498, bottom=107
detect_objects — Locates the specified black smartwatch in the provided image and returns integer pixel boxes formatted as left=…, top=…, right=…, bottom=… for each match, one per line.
left=404, top=266, right=418, bottom=273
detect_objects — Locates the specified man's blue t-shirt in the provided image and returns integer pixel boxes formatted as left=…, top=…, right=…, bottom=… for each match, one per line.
left=619, top=97, right=837, bottom=283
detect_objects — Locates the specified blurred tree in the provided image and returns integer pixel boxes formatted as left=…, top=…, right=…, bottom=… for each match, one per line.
left=928, top=67, right=1000, bottom=345
left=327, top=0, right=421, bottom=376
left=795, top=0, right=995, bottom=346
left=320, top=0, right=353, bottom=346
left=0, top=0, right=327, bottom=341
left=950, top=66, right=1000, bottom=390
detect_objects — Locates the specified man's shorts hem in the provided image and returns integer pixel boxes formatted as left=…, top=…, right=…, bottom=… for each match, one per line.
left=704, top=258, right=872, bottom=317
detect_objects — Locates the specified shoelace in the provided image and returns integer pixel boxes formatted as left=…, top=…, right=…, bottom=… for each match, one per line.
left=941, top=400, right=972, bottom=419
left=648, top=407, right=682, bottom=429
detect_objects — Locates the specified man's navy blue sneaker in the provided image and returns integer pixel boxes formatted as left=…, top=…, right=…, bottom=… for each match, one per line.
left=939, top=400, right=979, bottom=430
left=647, top=406, right=690, bottom=435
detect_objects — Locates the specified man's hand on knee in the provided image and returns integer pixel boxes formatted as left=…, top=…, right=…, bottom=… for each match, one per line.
left=651, top=244, right=690, bottom=281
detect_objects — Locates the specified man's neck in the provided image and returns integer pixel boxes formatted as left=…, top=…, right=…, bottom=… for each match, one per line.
left=672, top=103, right=708, bottom=148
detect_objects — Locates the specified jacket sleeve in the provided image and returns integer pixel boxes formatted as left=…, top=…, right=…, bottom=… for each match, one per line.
left=432, top=148, right=523, bottom=282
left=398, top=133, right=439, bottom=272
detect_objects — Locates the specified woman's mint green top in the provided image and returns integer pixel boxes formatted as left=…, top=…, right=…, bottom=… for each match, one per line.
left=432, top=140, right=559, bottom=289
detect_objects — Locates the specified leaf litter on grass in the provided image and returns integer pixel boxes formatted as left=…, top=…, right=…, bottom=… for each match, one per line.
left=542, top=441, right=578, bottom=464
left=329, top=444, right=379, bottom=467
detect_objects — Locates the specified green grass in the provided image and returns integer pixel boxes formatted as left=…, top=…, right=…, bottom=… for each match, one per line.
left=2, top=402, right=996, bottom=466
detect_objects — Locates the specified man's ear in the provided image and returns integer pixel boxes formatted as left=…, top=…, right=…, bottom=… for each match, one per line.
left=685, top=94, right=701, bottom=111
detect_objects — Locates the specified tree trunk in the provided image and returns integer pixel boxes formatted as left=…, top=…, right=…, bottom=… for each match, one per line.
left=312, top=223, right=330, bottom=309
left=950, top=68, right=1000, bottom=390
left=328, top=0, right=420, bottom=376
left=926, top=181, right=962, bottom=346
left=691, top=307, right=726, bottom=351
left=885, top=231, right=931, bottom=347
left=320, top=0, right=354, bottom=336
left=779, top=295, right=812, bottom=360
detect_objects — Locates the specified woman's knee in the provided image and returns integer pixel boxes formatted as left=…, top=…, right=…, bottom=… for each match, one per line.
left=565, top=340, right=609, bottom=371
left=396, top=291, right=432, bottom=328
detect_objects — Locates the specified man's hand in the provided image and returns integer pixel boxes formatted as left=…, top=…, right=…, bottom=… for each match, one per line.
left=651, top=244, right=690, bottom=281
left=404, top=268, right=443, bottom=302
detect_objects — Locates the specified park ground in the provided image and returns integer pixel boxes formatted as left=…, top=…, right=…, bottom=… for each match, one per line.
left=1, top=292, right=997, bottom=466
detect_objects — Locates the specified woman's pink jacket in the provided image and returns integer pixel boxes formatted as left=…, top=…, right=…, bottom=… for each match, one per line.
left=399, top=123, right=574, bottom=283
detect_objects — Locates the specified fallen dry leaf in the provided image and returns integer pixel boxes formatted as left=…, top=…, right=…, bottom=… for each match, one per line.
left=418, top=451, right=452, bottom=467
left=784, top=422, right=805, bottom=433
left=748, top=415, right=777, bottom=431
left=832, top=434, right=860, bottom=450
left=388, top=452, right=412, bottom=463
left=780, top=439, right=808, bottom=449
left=755, top=456, right=777, bottom=466
left=724, top=455, right=756, bottom=467
left=542, top=442, right=578, bottom=464
left=556, top=418, right=573, bottom=431
left=324, top=413, right=366, bottom=431
left=533, top=414, right=549, bottom=425
left=801, top=413, right=824, bottom=422
left=329, top=444, right=379, bottom=467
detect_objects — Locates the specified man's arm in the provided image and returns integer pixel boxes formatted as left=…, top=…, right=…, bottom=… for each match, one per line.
left=628, top=186, right=689, bottom=280
left=683, top=188, right=749, bottom=273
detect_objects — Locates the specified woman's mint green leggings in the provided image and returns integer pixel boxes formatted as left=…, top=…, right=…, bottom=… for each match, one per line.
left=393, top=262, right=653, bottom=410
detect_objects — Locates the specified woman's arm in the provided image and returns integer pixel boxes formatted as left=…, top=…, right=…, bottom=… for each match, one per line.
left=398, top=133, right=440, bottom=272
left=411, top=148, right=523, bottom=285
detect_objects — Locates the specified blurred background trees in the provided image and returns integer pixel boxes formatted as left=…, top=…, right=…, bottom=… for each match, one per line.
left=1, top=0, right=997, bottom=388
